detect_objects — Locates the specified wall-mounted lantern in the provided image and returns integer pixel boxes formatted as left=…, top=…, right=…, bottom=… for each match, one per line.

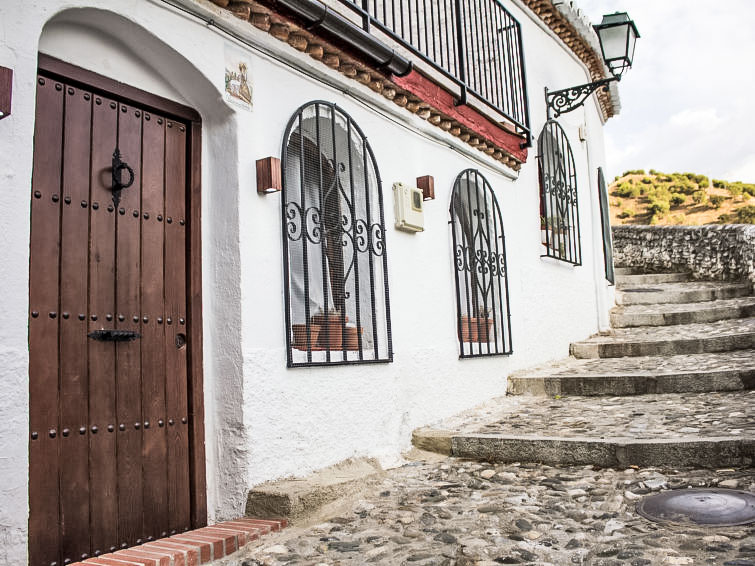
left=0, top=66, right=12, bottom=120
left=416, top=175, right=435, bottom=201
left=594, top=12, right=640, bottom=79
left=545, top=12, right=639, bottom=118
left=256, top=157, right=282, bottom=194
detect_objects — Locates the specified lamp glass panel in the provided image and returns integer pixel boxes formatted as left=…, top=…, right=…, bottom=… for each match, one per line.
left=599, top=25, right=630, bottom=61
left=627, top=26, right=637, bottom=63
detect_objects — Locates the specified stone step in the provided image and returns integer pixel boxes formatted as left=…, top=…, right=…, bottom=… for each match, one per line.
left=614, top=267, right=641, bottom=276
left=569, top=317, right=755, bottom=359
left=245, top=457, right=384, bottom=524
left=611, top=296, right=755, bottom=328
left=507, top=350, right=755, bottom=396
left=615, top=281, right=752, bottom=306
left=413, top=391, right=755, bottom=468
left=616, top=272, right=690, bottom=286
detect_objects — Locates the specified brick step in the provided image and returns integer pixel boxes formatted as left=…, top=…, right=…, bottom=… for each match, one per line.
left=412, top=391, right=755, bottom=468
left=610, top=296, right=755, bottom=328
left=569, top=317, right=755, bottom=359
left=615, top=281, right=752, bottom=306
left=507, top=350, right=755, bottom=396
left=69, top=518, right=286, bottom=566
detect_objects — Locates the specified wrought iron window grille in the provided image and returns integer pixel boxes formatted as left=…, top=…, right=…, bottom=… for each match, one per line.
left=597, top=167, right=615, bottom=284
left=281, top=101, right=393, bottom=367
left=450, top=169, right=513, bottom=358
left=538, top=120, right=582, bottom=265
left=337, top=0, right=531, bottom=145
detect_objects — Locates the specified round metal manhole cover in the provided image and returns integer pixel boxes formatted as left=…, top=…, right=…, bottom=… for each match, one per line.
left=636, top=489, right=755, bottom=526
left=622, top=288, right=663, bottom=293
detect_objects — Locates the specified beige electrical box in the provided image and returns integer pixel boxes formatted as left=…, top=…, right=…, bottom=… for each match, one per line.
left=393, top=182, right=424, bottom=232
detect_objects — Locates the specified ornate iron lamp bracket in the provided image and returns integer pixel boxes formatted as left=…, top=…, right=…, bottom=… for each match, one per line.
left=545, top=76, right=618, bottom=119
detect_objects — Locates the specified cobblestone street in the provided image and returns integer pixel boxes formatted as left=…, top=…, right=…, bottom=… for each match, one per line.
left=223, top=272, right=755, bottom=566
left=228, top=456, right=755, bottom=566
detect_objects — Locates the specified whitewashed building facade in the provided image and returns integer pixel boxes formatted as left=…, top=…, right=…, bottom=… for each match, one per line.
left=0, top=0, right=622, bottom=563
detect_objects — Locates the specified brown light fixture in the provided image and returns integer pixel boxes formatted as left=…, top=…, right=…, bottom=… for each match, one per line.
left=256, top=157, right=282, bottom=194
left=416, top=175, right=435, bottom=200
left=0, top=66, right=12, bottom=120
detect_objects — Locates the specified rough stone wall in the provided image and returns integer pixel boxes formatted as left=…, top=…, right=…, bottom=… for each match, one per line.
left=612, top=225, right=755, bottom=284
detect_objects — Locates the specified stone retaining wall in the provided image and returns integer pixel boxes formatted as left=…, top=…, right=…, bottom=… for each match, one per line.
left=612, top=225, right=755, bottom=284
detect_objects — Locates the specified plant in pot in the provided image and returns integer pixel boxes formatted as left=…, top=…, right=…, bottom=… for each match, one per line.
left=311, top=307, right=347, bottom=350
left=475, top=306, right=494, bottom=342
left=550, top=216, right=570, bottom=236
left=459, top=313, right=478, bottom=343
left=540, top=215, right=548, bottom=245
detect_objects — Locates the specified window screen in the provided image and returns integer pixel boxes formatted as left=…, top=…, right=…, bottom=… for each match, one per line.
left=281, top=101, right=393, bottom=367
left=538, top=120, right=582, bottom=265
left=450, top=169, right=513, bottom=357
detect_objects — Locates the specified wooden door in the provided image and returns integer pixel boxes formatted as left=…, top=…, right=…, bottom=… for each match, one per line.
left=29, top=58, right=205, bottom=566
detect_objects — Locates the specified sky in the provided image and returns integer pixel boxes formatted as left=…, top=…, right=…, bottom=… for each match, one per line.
left=574, top=0, right=755, bottom=183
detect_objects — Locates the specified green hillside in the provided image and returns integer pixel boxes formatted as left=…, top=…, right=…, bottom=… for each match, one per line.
left=609, top=170, right=755, bottom=225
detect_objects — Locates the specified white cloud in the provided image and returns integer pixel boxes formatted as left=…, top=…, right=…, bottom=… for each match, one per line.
left=724, top=155, right=755, bottom=183
left=572, top=0, right=755, bottom=182
left=668, top=108, right=723, bottom=130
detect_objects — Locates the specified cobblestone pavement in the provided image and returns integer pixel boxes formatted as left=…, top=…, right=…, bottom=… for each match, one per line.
left=430, top=391, right=755, bottom=440
left=230, top=458, right=755, bottom=566
left=575, top=318, right=755, bottom=343
left=613, top=298, right=755, bottom=316
left=511, top=350, right=755, bottom=377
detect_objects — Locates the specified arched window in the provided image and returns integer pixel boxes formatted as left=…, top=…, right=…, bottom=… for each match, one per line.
left=281, top=101, right=393, bottom=367
left=450, top=169, right=513, bottom=357
left=538, top=120, right=582, bottom=265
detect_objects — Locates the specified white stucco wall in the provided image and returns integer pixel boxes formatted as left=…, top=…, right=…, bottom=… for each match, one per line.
left=0, top=0, right=615, bottom=561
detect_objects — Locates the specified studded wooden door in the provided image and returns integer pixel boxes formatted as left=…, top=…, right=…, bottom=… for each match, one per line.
left=29, top=58, right=205, bottom=566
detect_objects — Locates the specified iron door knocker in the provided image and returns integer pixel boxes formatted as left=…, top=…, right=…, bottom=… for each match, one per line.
left=111, top=147, right=135, bottom=207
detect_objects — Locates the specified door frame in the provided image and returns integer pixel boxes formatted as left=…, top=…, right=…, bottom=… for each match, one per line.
left=34, top=54, right=207, bottom=528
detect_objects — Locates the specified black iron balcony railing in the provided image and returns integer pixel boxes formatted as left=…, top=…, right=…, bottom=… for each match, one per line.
left=338, top=0, right=531, bottom=140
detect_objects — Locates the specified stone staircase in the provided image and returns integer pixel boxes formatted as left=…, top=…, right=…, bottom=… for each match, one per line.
left=413, top=268, right=755, bottom=468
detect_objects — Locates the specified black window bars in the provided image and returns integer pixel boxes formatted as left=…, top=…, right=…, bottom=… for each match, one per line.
left=337, top=0, right=531, bottom=142
left=281, top=101, right=393, bottom=367
left=450, top=169, right=513, bottom=357
left=597, top=167, right=615, bottom=283
left=537, top=120, right=582, bottom=265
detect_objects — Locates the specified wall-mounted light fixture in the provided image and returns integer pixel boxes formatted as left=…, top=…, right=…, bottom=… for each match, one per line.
left=545, top=12, right=639, bottom=119
left=256, top=157, right=282, bottom=194
left=416, top=175, right=435, bottom=201
left=0, top=66, right=12, bottom=120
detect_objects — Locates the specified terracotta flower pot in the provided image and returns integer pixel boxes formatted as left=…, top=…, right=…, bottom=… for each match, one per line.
left=318, top=323, right=343, bottom=350
left=292, top=323, right=320, bottom=349
left=344, top=326, right=363, bottom=350
left=477, top=318, right=494, bottom=342
left=311, top=312, right=348, bottom=326
left=460, top=315, right=478, bottom=342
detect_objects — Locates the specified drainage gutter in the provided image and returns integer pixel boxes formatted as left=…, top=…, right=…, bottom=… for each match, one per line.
left=272, top=0, right=413, bottom=76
